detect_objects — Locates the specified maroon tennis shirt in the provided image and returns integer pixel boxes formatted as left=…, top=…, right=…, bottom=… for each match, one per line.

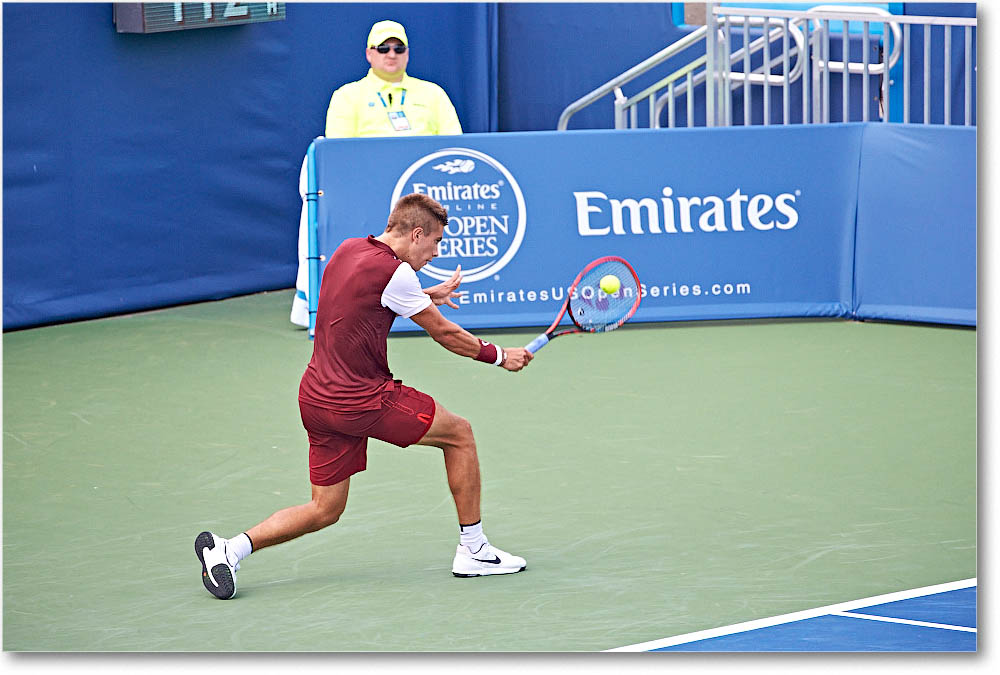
left=299, top=236, right=418, bottom=412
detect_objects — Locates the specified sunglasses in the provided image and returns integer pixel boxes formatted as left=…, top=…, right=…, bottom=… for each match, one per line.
left=373, top=44, right=407, bottom=54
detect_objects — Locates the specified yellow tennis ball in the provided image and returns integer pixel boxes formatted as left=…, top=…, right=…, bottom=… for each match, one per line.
left=600, top=274, right=621, bottom=294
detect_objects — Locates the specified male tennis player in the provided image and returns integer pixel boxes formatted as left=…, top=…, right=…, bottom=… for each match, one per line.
left=196, top=193, right=532, bottom=599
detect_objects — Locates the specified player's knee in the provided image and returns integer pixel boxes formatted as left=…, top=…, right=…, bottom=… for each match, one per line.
left=452, top=415, right=475, bottom=446
left=312, top=498, right=346, bottom=529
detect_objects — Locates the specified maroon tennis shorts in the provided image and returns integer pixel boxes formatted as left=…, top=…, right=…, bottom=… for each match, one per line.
left=299, top=380, right=436, bottom=486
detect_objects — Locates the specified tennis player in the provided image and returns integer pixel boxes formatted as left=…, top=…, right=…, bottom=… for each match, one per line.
left=196, top=193, right=533, bottom=599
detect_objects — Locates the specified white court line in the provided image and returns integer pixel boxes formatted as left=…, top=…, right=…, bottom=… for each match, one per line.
left=605, top=577, right=976, bottom=652
left=832, top=611, right=977, bottom=633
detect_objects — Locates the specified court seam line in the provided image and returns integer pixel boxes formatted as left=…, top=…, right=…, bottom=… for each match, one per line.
left=604, top=577, right=976, bottom=652
left=831, top=611, right=977, bottom=633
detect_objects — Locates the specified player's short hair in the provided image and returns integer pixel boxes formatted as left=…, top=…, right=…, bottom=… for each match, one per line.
left=386, top=193, right=448, bottom=235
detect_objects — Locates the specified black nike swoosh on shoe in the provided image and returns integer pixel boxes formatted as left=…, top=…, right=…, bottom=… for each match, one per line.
left=473, top=555, right=502, bottom=564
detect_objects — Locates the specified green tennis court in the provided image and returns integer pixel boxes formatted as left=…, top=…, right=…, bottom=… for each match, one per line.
left=2, top=289, right=976, bottom=651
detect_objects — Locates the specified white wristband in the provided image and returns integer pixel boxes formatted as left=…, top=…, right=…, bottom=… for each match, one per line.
left=494, top=348, right=505, bottom=366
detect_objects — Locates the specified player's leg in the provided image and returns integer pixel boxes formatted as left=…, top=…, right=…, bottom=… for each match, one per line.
left=416, top=402, right=480, bottom=525
left=195, top=401, right=369, bottom=599
left=357, top=382, right=482, bottom=524
left=195, top=480, right=350, bottom=600
left=358, top=382, right=524, bottom=576
left=416, top=400, right=527, bottom=577
left=245, top=479, right=350, bottom=549
left=242, top=402, right=367, bottom=548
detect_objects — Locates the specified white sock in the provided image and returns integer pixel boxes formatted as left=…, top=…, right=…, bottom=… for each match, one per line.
left=459, top=521, right=488, bottom=554
left=227, top=532, right=253, bottom=567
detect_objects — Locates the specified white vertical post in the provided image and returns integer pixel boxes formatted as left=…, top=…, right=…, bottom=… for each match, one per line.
left=687, top=73, right=694, bottom=126
left=705, top=2, right=718, bottom=127
left=904, top=24, right=911, bottom=123
left=669, top=82, right=676, bottom=128
left=944, top=25, right=952, bottom=125
left=803, top=18, right=811, bottom=124
left=862, top=21, right=870, bottom=121
left=823, top=20, right=831, bottom=123
left=842, top=22, right=849, bottom=122
left=724, top=16, right=732, bottom=126
left=881, top=21, right=889, bottom=122
left=964, top=26, right=972, bottom=126
left=613, top=87, right=627, bottom=129
left=923, top=24, right=931, bottom=123
left=743, top=18, right=751, bottom=125
left=783, top=18, right=790, bottom=124
left=763, top=17, right=771, bottom=125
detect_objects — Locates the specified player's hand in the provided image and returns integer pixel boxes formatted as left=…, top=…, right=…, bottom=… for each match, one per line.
left=501, top=347, right=533, bottom=372
left=424, top=265, right=462, bottom=309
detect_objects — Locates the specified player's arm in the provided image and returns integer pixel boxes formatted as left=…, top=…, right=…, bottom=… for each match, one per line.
left=383, top=262, right=530, bottom=371
left=409, top=304, right=532, bottom=372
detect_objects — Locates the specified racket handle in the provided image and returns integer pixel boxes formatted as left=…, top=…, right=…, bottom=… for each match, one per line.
left=525, top=333, right=549, bottom=353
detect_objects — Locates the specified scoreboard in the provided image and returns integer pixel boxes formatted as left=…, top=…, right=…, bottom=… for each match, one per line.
left=114, top=3, right=285, bottom=33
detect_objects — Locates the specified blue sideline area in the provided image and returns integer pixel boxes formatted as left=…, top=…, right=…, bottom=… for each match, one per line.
left=650, top=586, right=976, bottom=651
left=305, top=123, right=975, bottom=333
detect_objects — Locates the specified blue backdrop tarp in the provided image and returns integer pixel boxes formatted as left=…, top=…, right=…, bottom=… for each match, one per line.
left=308, top=123, right=974, bottom=331
left=854, top=125, right=976, bottom=325
left=1, top=2, right=499, bottom=330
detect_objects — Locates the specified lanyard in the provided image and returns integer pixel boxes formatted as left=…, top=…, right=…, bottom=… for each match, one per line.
left=376, top=89, right=406, bottom=108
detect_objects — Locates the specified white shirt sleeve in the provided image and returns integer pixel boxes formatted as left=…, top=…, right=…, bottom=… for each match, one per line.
left=381, top=262, right=433, bottom=318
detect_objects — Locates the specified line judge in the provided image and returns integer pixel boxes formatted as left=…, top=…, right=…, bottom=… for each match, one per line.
left=290, top=19, right=463, bottom=327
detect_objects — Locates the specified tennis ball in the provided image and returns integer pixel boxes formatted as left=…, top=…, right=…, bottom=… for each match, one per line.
left=600, top=274, right=621, bottom=294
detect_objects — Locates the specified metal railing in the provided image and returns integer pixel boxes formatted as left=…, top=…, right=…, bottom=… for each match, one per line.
left=556, top=25, right=710, bottom=131
left=557, top=3, right=976, bottom=130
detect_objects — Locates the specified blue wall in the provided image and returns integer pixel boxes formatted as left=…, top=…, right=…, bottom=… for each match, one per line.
left=854, top=125, right=976, bottom=324
left=2, top=3, right=498, bottom=329
left=497, top=3, right=691, bottom=131
left=2, top=2, right=976, bottom=330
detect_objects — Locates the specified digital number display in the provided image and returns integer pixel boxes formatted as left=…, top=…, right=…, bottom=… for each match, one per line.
left=114, top=3, right=285, bottom=34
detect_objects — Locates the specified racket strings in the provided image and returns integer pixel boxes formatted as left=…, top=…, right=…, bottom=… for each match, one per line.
left=568, top=260, right=640, bottom=332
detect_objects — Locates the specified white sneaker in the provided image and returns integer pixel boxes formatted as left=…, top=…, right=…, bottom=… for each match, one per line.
left=452, top=543, right=526, bottom=577
left=195, top=531, right=238, bottom=599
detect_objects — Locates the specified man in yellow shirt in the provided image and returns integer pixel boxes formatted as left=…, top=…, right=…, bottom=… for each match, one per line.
left=291, top=20, right=463, bottom=327
left=326, top=20, right=463, bottom=137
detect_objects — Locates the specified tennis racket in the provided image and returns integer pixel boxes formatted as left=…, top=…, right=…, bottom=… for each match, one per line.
left=524, top=256, right=641, bottom=353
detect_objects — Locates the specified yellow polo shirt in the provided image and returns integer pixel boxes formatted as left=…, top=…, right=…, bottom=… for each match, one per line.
left=325, top=69, right=463, bottom=138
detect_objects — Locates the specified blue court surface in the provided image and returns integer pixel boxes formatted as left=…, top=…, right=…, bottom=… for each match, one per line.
left=608, top=579, right=976, bottom=652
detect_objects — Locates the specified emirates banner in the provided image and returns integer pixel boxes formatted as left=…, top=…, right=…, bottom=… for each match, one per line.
left=309, top=124, right=974, bottom=332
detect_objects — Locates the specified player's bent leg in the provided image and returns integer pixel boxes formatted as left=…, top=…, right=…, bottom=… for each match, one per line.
left=194, top=478, right=351, bottom=600
left=246, top=479, right=351, bottom=550
left=195, top=480, right=350, bottom=599
left=417, top=402, right=481, bottom=525
left=417, top=402, right=526, bottom=578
